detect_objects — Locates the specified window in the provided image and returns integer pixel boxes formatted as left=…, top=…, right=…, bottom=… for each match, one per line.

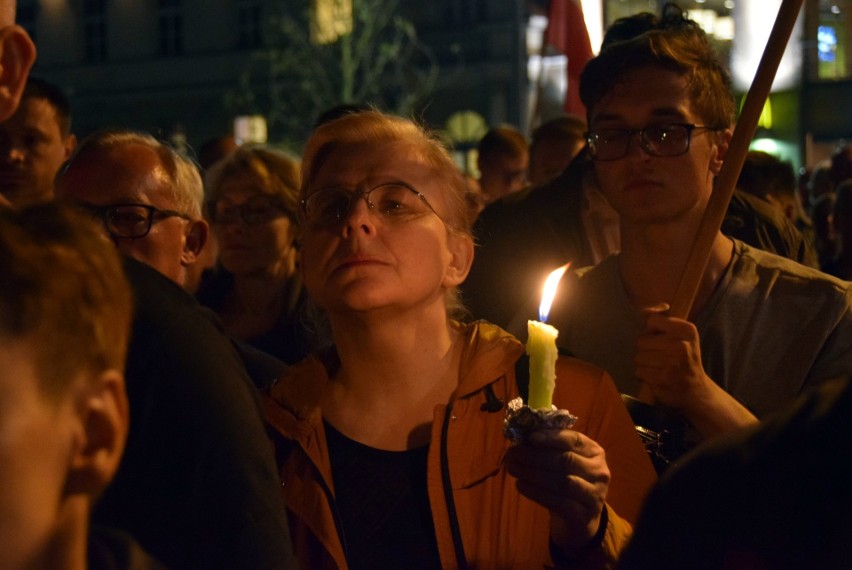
left=83, top=0, right=108, bottom=63
left=816, top=0, right=851, bottom=80
left=450, top=0, right=482, bottom=27
left=237, top=0, right=263, bottom=49
left=159, top=0, right=183, bottom=56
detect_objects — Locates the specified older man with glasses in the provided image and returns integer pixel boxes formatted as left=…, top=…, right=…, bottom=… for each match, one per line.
left=536, top=6, right=852, bottom=470
left=54, top=129, right=298, bottom=568
left=56, top=129, right=208, bottom=288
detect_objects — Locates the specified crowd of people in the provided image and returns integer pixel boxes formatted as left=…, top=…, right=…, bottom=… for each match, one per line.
left=2, top=0, right=852, bottom=568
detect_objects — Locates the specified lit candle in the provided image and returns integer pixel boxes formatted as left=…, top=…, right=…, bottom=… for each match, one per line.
left=526, top=264, right=570, bottom=410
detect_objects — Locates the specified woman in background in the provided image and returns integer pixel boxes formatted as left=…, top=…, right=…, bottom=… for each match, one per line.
left=198, top=145, right=310, bottom=364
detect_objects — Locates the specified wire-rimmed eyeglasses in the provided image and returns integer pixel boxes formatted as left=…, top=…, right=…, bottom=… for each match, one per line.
left=585, top=123, right=722, bottom=161
left=76, top=202, right=192, bottom=239
left=301, top=182, right=445, bottom=228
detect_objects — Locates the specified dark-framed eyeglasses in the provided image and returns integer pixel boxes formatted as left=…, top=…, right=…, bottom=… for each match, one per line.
left=585, top=123, right=721, bottom=161
left=209, top=196, right=287, bottom=226
left=75, top=202, right=192, bottom=239
left=301, top=181, right=444, bottom=228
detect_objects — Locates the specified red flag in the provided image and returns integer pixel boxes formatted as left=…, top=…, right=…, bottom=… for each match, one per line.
left=545, top=0, right=594, bottom=116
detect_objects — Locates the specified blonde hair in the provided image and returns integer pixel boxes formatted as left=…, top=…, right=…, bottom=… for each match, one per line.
left=205, top=145, right=301, bottom=222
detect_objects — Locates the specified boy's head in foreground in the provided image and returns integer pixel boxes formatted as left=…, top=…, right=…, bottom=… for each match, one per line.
left=0, top=203, right=133, bottom=569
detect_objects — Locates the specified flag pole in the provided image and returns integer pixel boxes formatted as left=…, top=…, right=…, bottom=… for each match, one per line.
left=669, top=0, right=805, bottom=319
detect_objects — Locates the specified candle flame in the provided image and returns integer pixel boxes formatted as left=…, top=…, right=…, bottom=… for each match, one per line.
left=539, top=263, right=570, bottom=322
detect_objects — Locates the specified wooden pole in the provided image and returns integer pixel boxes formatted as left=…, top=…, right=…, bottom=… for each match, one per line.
left=668, top=0, right=805, bottom=319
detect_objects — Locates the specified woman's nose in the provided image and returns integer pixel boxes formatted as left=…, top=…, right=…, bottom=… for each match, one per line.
left=341, top=194, right=376, bottom=235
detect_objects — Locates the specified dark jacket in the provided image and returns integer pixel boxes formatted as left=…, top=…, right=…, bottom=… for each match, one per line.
left=92, top=258, right=297, bottom=569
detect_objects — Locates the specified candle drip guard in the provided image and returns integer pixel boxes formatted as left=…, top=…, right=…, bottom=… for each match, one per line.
left=503, top=397, right=578, bottom=444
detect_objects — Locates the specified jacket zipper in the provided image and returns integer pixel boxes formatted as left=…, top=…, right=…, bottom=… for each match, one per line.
left=440, top=400, right=468, bottom=570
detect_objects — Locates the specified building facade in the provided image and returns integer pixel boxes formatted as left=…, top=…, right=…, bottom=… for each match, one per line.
left=23, top=0, right=852, bottom=169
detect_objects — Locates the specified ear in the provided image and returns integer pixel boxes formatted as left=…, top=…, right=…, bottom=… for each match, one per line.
left=443, top=232, right=474, bottom=288
left=62, top=133, right=77, bottom=160
left=65, top=370, right=129, bottom=497
left=0, top=25, right=36, bottom=123
left=181, top=219, right=209, bottom=266
left=710, top=128, right=732, bottom=177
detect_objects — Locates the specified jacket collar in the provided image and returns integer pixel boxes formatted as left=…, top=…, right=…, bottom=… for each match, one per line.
left=266, top=321, right=524, bottom=430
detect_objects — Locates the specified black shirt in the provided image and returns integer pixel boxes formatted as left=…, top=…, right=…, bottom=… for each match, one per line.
left=325, top=420, right=441, bottom=570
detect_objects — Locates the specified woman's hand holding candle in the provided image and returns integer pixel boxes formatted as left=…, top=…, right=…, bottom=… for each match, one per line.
left=504, top=425, right=611, bottom=556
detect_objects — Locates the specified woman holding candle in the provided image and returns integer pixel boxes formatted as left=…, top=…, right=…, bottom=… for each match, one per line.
left=261, top=110, right=656, bottom=569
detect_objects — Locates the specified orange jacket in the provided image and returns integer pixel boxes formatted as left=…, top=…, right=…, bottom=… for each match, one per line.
left=262, top=322, right=656, bottom=569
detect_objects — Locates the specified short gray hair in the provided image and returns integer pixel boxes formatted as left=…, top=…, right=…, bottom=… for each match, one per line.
left=61, top=129, right=204, bottom=219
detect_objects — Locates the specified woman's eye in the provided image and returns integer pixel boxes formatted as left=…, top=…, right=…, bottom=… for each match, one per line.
left=378, top=198, right=406, bottom=213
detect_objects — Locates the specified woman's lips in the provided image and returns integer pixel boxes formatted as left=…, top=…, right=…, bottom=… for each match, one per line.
left=624, top=179, right=663, bottom=193
left=333, top=253, right=386, bottom=272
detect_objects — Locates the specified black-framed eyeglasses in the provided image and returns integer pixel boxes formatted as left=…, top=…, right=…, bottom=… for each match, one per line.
left=210, top=196, right=287, bottom=226
left=301, top=182, right=444, bottom=228
left=585, top=123, right=721, bottom=161
left=76, top=202, right=192, bottom=239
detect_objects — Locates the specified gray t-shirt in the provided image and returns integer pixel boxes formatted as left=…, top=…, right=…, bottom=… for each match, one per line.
left=547, top=240, right=852, bottom=419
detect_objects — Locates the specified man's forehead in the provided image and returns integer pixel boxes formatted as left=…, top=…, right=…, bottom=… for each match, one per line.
left=11, top=97, right=61, bottom=127
left=60, top=145, right=170, bottom=203
left=590, top=68, right=694, bottom=124
left=310, top=139, right=430, bottom=185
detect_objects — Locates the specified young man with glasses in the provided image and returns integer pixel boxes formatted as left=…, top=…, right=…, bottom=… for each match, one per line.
left=542, top=7, right=852, bottom=465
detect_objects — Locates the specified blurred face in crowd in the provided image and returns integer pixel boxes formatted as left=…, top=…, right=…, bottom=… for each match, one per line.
left=0, top=203, right=132, bottom=569
left=299, top=139, right=472, bottom=317
left=528, top=137, right=584, bottom=186
left=479, top=150, right=528, bottom=202
left=0, top=96, right=76, bottom=207
left=212, top=173, right=298, bottom=278
left=56, top=143, right=197, bottom=284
